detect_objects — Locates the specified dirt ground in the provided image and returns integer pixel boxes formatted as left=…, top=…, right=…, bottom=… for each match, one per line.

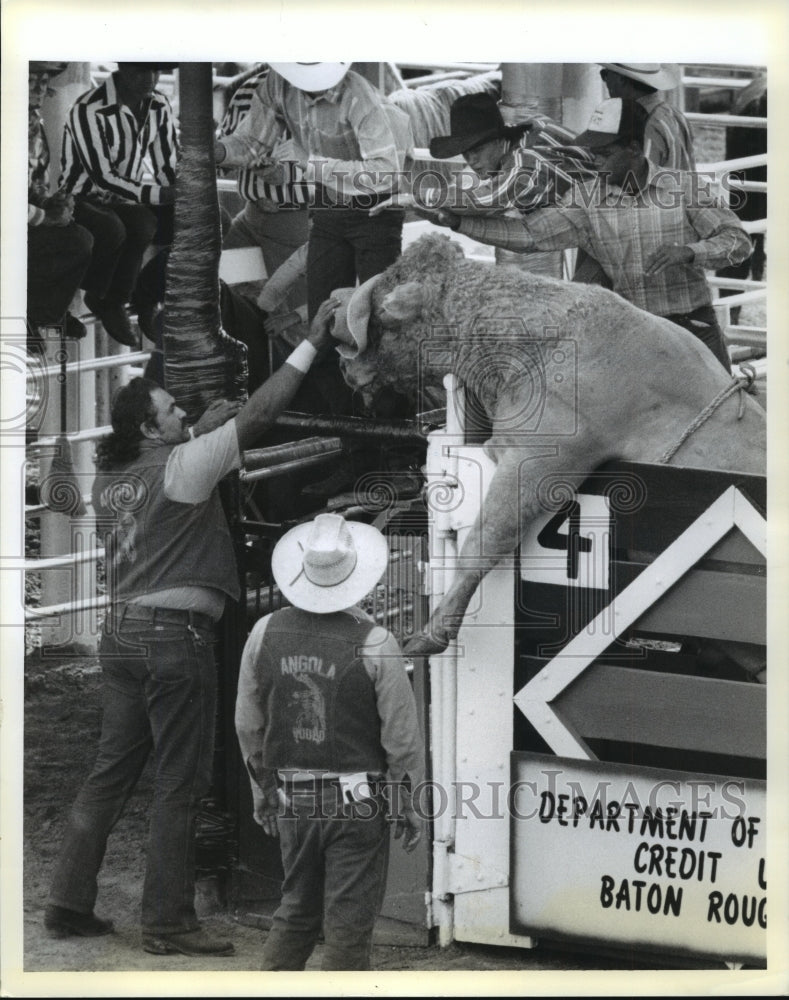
left=16, top=652, right=682, bottom=986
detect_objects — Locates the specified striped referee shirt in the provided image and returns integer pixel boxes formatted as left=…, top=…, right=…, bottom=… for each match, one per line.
left=218, top=69, right=412, bottom=204
left=59, top=72, right=177, bottom=206
left=218, top=67, right=309, bottom=210
left=456, top=163, right=752, bottom=317
left=423, top=116, right=598, bottom=215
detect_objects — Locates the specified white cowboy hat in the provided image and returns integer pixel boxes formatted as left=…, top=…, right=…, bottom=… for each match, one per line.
left=271, top=513, right=389, bottom=613
left=600, top=63, right=681, bottom=91
left=269, top=62, right=351, bottom=91
left=330, top=274, right=382, bottom=359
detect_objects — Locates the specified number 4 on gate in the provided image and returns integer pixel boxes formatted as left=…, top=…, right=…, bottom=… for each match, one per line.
left=520, top=493, right=611, bottom=590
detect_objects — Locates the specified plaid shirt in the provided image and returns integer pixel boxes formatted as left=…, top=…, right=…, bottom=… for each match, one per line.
left=640, top=93, right=696, bottom=171
left=60, top=72, right=177, bottom=206
left=218, top=69, right=412, bottom=203
left=425, top=116, right=598, bottom=215
left=219, top=67, right=309, bottom=209
left=458, top=163, right=752, bottom=317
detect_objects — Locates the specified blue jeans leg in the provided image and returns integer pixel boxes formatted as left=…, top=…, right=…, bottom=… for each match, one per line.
left=259, top=791, right=389, bottom=971
left=48, top=630, right=153, bottom=916
left=140, top=621, right=218, bottom=933
left=48, top=619, right=218, bottom=933
left=320, top=800, right=389, bottom=970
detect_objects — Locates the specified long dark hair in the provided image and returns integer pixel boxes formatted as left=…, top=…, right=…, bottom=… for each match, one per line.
left=95, top=377, right=159, bottom=470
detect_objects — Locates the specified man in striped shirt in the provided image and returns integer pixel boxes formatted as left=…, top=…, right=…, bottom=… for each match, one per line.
left=218, top=65, right=310, bottom=315
left=59, top=62, right=177, bottom=346
left=215, top=62, right=413, bottom=432
left=428, top=98, right=751, bottom=372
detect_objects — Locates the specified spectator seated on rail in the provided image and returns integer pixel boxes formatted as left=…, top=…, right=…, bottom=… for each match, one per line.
left=27, top=62, right=94, bottom=347
left=59, top=62, right=178, bottom=348
left=714, top=72, right=767, bottom=326
left=217, top=63, right=310, bottom=316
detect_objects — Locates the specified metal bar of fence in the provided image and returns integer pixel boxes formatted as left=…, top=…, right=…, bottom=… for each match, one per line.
left=699, top=154, right=766, bottom=172
left=405, top=71, right=479, bottom=87
left=240, top=449, right=344, bottom=484
left=21, top=548, right=104, bottom=572
left=28, top=425, right=111, bottom=450
left=397, top=62, right=498, bottom=74
left=712, top=288, right=767, bottom=308
left=685, top=112, right=767, bottom=129
left=26, top=594, right=109, bottom=621
left=26, top=495, right=94, bottom=517
left=243, top=436, right=342, bottom=471
left=682, top=75, right=755, bottom=89
left=728, top=180, right=767, bottom=193
left=26, top=350, right=152, bottom=382
left=723, top=328, right=766, bottom=348
left=275, top=411, right=428, bottom=443
left=708, top=277, right=766, bottom=291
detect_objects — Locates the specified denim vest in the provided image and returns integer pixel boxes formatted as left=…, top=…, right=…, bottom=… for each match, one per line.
left=256, top=607, right=386, bottom=774
left=93, top=444, right=240, bottom=603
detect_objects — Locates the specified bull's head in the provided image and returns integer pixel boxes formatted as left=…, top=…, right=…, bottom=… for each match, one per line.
left=332, top=278, right=427, bottom=407
left=331, top=233, right=465, bottom=409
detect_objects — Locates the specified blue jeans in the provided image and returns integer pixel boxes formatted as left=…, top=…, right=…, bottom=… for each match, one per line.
left=306, top=206, right=404, bottom=416
left=306, top=206, right=404, bottom=321
left=48, top=609, right=219, bottom=934
left=260, top=786, right=390, bottom=970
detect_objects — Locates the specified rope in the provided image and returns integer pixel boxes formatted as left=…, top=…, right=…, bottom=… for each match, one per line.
left=658, top=366, right=758, bottom=465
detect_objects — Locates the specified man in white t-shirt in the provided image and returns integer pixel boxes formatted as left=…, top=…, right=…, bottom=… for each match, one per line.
left=45, top=298, right=340, bottom=957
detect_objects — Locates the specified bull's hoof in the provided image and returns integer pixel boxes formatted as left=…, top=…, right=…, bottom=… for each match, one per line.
left=403, top=631, right=451, bottom=658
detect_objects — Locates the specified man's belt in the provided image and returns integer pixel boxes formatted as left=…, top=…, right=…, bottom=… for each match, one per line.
left=110, top=603, right=218, bottom=631
left=278, top=770, right=385, bottom=794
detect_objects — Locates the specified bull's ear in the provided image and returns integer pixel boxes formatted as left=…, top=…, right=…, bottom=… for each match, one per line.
left=380, top=281, right=424, bottom=324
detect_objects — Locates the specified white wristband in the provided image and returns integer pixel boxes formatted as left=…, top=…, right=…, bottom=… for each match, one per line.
left=285, top=339, right=318, bottom=374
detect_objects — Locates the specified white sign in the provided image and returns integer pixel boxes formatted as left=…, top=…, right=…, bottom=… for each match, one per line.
left=511, top=754, right=767, bottom=964
left=519, top=492, right=611, bottom=590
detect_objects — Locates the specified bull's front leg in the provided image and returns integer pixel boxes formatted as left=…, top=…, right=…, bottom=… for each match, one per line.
left=405, top=444, right=586, bottom=657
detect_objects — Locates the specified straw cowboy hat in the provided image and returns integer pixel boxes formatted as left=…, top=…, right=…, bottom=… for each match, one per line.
left=599, top=63, right=682, bottom=91
left=269, top=62, right=351, bottom=91
left=428, top=92, right=507, bottom=159
left=329, top=274, right=382, bottom=359
left=271, top=513, right=389, bottom=613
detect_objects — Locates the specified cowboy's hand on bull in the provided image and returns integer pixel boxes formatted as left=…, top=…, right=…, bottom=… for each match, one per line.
left=191, top=398, right=243, bottom=437
left=644, top=243, right=694, bottom=275
left=307, top=295, right=342, bottom=351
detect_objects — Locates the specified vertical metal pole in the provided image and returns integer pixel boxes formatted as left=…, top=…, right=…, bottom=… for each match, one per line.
left=38, top=330, right=98, bottom=651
